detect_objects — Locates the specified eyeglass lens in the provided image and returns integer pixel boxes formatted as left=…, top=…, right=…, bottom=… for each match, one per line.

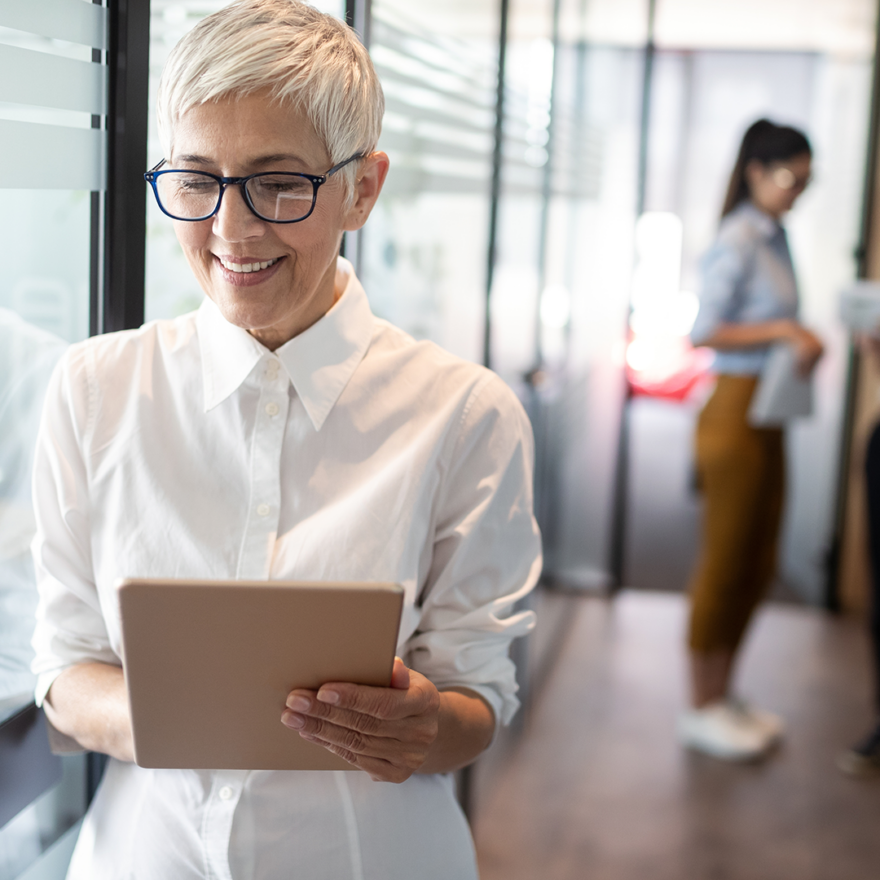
left=155, top=172, right=316, bottom=221
left=771, top=166, right=811, bottom=191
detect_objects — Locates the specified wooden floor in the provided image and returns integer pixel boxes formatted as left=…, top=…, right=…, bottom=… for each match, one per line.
left=471, top=590, right=880, bottom=880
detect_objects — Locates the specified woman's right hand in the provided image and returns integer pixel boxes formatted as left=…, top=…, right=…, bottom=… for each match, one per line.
left=788, top=322, right=824, bottom=377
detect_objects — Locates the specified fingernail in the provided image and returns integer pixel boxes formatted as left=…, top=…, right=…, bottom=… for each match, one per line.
left=287, top=695, right=310, bottom=712
left=317, top=689, right=339, bottom=704
left=283, top=711, right=305, bottom=729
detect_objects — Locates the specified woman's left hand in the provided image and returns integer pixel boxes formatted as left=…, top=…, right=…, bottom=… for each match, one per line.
left=281, top=657, right=441, bottom=783
left=790, top=324, right=824, bottom=377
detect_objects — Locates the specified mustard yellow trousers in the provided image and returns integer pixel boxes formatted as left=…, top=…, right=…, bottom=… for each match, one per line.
left=687, top=375, right=785, bottom=653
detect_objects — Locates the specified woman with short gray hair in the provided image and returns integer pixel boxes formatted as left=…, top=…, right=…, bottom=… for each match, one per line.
left=30, top=2, right=541, bottom=877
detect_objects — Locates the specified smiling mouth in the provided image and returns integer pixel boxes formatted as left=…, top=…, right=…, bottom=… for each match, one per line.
left=217, top=256, right=282, bottom=274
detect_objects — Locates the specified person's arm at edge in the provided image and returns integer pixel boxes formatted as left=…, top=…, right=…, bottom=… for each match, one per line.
left=701, top=317, right=806, bottom=349
left=43, top=662, right=134, bottom=763
left=32, top=350, right=131, bottom=761
left=700, top=318, right=823, bottom=375
left=44, top=660, right=491, bottom=773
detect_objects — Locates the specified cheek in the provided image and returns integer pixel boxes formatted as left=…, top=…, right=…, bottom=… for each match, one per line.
left=173, top=220, right=211, bottom=258
left=275, top=227, right=329, bottom=263
left=278, top=202, right=345, bottom=256
left=777, top=189, right=798, bottom=209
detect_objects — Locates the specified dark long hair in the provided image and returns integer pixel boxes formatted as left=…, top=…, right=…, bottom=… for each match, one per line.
left=721, top=118, right=812, bottom=218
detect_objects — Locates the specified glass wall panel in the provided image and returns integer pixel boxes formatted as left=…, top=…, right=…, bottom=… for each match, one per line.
left=0, top=195, right=83, bottom=714
left=0, top=25, right=100, bottom=715
left=360, top=0, right=497, bottom=365
left=527, top=0, right=648, bottom=586
left=0, top=2, right=105, bottom=874
left=490, top=0, right=553, bottom=381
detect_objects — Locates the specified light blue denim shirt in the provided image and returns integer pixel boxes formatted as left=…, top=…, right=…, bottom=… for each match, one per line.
left=690, top=201, right=799, bottom=375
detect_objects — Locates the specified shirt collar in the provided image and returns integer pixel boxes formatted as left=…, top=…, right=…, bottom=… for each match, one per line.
left=197, top=256, right=374, bottom=431
left=198, top=298, right=265, bottom=413
left=736, top=200, right=783, bottom=239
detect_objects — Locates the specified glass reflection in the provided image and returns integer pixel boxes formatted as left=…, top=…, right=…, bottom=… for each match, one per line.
left=0, top=188, right=90, bottom=711
left=0, top=311, right=66, bottom=707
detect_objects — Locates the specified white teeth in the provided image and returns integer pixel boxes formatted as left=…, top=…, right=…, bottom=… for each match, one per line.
left=219, top=257, right=279, bottom=273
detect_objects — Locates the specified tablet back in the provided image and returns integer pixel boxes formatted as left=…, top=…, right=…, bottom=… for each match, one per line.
left=118, top=578, right=404, bottom=770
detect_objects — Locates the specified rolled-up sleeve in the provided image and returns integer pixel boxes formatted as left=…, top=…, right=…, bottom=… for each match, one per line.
left=404, top=375, right=542, bottom=731
left=690, top=235, right=751, bottom=347
left=30, top=346, right=117, bottom=707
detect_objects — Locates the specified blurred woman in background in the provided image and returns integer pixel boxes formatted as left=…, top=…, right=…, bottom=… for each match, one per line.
left=681, top=119, right=823, bottom=761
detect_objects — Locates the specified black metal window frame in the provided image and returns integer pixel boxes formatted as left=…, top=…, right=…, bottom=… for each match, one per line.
left=97, top=0, right=150, bottom=336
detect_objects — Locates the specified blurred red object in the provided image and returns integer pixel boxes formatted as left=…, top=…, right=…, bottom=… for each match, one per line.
left=626, top=333, right=714, bottom=402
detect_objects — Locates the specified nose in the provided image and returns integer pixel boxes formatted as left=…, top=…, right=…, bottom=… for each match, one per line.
left=212, top=182, right=264, bottom=242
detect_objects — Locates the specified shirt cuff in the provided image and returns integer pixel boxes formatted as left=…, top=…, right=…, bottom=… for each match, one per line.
left=34, top=668, right=65, bottom=708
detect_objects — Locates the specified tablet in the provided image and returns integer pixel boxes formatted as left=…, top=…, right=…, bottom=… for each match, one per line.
left=118, top=578, right=404, bottom=771
left=840, top=281, right=880, bottom=331
left=747, top=343, right=812, bottom=426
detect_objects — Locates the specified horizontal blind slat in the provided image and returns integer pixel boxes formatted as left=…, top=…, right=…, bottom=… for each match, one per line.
left=371, top=18, right=495, bottom=87
left=0, top=120, right=104, bottom=189
left=380, top=131, right=491, bottom=163
left=383, top=96, right=492, bottom=136
left=0, top=0, right=107, bottom=50
left=0, top=45, right=105, bottom=113
left=373, top=65, right=493, bottom=114
left=381, top=169, right=490, bottom=196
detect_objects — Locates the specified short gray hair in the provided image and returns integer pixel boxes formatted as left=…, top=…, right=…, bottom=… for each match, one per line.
left=157, top=0, right=384, bottom=198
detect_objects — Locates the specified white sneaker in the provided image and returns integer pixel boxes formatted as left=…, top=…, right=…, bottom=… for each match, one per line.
left=726, top=696, right=784, bottom=744
left=678, top=700, right=772, bottom=761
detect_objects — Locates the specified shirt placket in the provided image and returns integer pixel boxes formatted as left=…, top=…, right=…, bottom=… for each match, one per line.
left=202, top=770, right=249, bottom=880
left=236, top=355, right=289, bottom=579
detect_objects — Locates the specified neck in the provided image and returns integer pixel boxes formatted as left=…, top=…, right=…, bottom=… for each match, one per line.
left=749, top=199, right=782, bottom=221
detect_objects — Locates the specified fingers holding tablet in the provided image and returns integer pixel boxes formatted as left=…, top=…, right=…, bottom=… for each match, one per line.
left=281, top=658, right=441, bottom=783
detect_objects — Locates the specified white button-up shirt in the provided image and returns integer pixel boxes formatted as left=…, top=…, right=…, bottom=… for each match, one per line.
left=31, top=258, right=541, bottom=880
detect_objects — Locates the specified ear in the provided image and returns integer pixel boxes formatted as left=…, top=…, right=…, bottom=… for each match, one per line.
left=341, top=151, right=390, bottom=232
left=744, top=158, right=765, bottom=188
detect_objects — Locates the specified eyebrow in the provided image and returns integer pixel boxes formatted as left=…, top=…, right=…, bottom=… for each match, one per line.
left=173, top=153, right=315, bottom=169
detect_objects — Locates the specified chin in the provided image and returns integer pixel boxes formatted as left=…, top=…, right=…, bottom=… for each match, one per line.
left=213, top=296, right=281, bottom=331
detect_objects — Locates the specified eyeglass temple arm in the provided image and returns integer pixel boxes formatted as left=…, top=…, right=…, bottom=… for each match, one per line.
left=326, top=153, right=367, bottom=177
left=145, top=158, right=167, bottom=179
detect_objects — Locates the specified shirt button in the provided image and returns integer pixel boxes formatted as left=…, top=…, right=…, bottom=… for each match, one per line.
left=219, top=785, right=234, bottom=801
left=265, top=402, right=279, bottom=417
left=257, top=503, right=270, bottom=517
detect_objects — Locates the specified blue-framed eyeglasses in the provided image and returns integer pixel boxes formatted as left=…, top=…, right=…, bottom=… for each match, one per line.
left=143, top=153, right=365, bottom=223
